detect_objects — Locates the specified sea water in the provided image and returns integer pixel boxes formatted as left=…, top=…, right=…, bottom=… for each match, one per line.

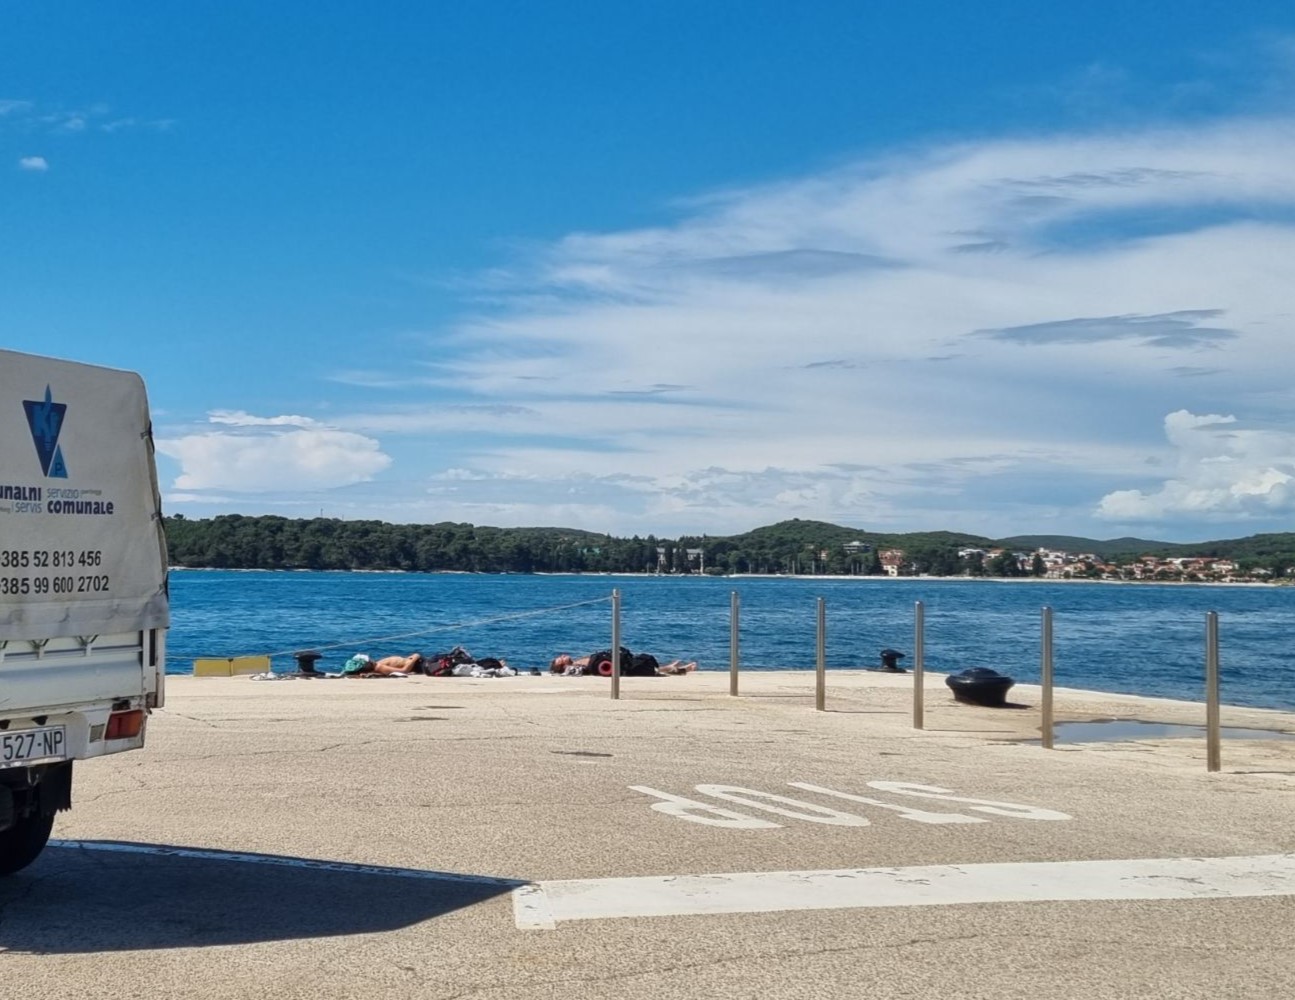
left=165, top=571, right=1295, bottom=711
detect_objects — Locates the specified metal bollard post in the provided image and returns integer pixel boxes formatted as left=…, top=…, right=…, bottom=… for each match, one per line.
left=913, top=600, right=925, bottom=729
left=729, top=591, right=741, bottom=696
left=815, top=597, right=826, bottom=711
left=1040, top=606, right=1054, bottom=750
left=610, top=588, right=621, bottom=701
left=1205, top=611, right=1220, bottom=772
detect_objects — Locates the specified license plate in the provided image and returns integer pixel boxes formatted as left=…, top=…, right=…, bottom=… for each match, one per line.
left=0, top=726, right=67, bottom=767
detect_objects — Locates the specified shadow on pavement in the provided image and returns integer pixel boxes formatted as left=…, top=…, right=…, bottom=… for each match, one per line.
left=0, top=840, right=524, bottom=953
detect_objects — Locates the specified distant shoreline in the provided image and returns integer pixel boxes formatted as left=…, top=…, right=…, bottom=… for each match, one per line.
left=165, top=566, right=1285, bottom=587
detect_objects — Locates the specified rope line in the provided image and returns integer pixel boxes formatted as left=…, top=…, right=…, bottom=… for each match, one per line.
left=169, top=594, right=614, bottom=664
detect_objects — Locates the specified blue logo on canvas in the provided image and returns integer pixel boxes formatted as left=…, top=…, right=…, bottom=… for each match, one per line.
left=23, top=385, right=68, bottom=479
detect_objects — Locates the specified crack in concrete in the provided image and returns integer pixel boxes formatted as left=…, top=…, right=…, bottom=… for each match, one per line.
left=156, top=711, right=220, bottom=728
left=73, top=770, right=149, bottom=805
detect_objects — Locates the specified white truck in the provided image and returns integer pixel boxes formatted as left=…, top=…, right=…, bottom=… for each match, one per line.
left=0, top=349, right=169, bottom=874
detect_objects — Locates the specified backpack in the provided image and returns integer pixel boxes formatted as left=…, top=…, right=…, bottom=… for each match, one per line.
left=629, top=653, right=659, bottom=676
left=427, top=645, right=474, bottom=676
left=587, top=646, right=634, bottom=675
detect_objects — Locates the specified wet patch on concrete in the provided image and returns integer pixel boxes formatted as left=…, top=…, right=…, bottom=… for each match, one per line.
left=1036, top=719, right=1295, bottom=744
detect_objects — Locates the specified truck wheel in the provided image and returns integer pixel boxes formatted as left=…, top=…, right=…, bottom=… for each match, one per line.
left=0, top=812, right=56, bottom=876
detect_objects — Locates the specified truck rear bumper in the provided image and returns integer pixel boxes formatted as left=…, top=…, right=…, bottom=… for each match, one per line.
left=0, top=702, right=148, bottom=766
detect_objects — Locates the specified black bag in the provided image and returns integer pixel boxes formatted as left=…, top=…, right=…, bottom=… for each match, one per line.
left=428, top=646, right=474, bottom=670
left=629, top=653, right=659, bottom=676
left=476, top=657, right=504, bottom=671
left=426, top=647, right=473, bottom=676
left=587, top=646, right=634, bottom=675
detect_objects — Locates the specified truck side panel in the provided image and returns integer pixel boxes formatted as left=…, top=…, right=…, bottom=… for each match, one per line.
left=0, top=633, right=148, bottom=709
left=0, top=631, right=156, bottom=762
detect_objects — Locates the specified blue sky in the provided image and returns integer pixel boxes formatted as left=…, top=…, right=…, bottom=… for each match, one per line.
left=6, top=3, right=1295, bottom=542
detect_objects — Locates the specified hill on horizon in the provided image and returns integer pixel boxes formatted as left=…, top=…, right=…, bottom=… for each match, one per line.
left=993, top=535, right=1168, bottom=559
left=165, top=513, right=1295, bottom=570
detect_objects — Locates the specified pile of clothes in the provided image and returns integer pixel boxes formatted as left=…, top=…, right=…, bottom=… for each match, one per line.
left=424, top=646, right=519, bottom=678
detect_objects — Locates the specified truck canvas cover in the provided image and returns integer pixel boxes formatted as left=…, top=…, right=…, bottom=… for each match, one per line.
left=0, top=350, right=169, bottom=640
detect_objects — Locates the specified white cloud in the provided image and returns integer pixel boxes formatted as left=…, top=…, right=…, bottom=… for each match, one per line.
left=388, top=122, right=1292, bottom=534
left=240, top=116, right=1295, bottom=537
left=18, top=156, right=47, bottom=172
left=163, top=492, right=239, bottom=506
left=155, top=412, right=392, bottom=492
left=0, top=99, right=172, bottom=137
left=101, top=116, right=174, bottom=133
left=207, top=410, right=320, bottom=428
left=1096, top=410, right=1295, bottom=522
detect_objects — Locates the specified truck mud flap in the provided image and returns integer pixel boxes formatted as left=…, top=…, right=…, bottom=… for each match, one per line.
left=0, top=762, right=73, bottom=830
left=39, top=761, right=74, bottom=816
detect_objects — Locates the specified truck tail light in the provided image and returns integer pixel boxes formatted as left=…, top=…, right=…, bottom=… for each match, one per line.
left=106, top=710, right=144, bottom=740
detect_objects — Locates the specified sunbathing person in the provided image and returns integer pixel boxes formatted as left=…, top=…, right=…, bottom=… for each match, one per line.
left=371, top=653, right=424, bottom=675
left=549, top=653, right=696, bottom=675
left=549, top=653, right=590, bottom=673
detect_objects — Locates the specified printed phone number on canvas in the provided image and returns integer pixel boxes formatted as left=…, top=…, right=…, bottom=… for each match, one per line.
left=0, top=549, right=104, bottom=569
left=1, top=574, right=110, bottom=596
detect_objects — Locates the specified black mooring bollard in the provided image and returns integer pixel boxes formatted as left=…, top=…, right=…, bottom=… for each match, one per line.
left=293, top=650, right=323, bottom=674
left=879, top=648, right=907, bottom=672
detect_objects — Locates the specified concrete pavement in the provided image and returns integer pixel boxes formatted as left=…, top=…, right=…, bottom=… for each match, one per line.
left=2, top=669, right=1293, bottom=999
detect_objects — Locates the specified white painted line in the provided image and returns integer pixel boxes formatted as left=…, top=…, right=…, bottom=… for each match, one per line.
left=48, top=840, right=524, bottom=889
left=512, top=883, right=557, bottom=930
left=514, top=854, right=1295, bottom=928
